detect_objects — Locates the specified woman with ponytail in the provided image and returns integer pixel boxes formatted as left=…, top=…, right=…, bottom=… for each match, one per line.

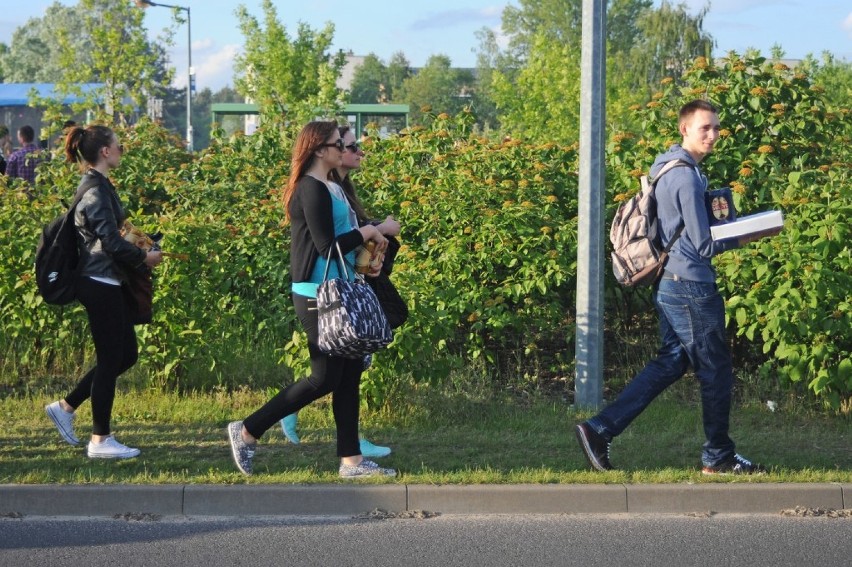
left=44, top=125, right=162, bottom=459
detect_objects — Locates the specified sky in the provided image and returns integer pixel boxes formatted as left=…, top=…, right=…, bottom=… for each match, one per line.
left=1, top=1, right=850, bottom=92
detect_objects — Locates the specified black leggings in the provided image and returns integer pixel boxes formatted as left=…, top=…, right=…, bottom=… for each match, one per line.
left=65, top=277, right=138, bottom=436
left=242, top=294, right=362, bottom=457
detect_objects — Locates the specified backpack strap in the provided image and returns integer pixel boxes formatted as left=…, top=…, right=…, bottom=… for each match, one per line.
left=650, top=159, right=690, bottom=253
left=649, top=159, right=688, bottom=186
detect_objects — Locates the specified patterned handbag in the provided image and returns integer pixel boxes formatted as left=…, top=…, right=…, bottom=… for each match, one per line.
left=317, top=242, right=393, bottom=358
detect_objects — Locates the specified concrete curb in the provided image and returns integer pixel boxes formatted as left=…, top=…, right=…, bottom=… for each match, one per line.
left=1, top=483, right=849, bottom=517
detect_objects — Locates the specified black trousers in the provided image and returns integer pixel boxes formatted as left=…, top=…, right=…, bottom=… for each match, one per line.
left=65, top=277, right=138, bottom=436
left=242, top=294, right=362, bottom=457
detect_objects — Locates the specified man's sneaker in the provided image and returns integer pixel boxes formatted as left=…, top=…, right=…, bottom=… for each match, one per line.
left=280, top=413, right=300, bottom=444
left=45, top=401, right=79, bottom=446
left=575, top=422, right=614, bottom=471
left=86, top=435, right=140, bottom=459
left=339, top=459, right=396, bottom=478
left=359, top=438, right=392, bottom=458
left=228, top=421, right=256, bottom=475
left=702, top=453, right=767, bottom=475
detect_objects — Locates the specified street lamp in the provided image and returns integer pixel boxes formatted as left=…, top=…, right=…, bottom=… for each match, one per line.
left=134, top=0, right=193, bottom=152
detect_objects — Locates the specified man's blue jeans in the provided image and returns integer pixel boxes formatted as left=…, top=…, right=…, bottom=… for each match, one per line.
left=587, top=276, right=736, bottom=467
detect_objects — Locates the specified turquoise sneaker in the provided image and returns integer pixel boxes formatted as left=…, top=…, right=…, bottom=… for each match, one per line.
left=280, top=413, right=300, bottom=444
left=359, top=438, right=391, bottom=458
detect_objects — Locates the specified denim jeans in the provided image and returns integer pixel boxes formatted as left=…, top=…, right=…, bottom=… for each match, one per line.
left=588, top=276, right=736, bottom=467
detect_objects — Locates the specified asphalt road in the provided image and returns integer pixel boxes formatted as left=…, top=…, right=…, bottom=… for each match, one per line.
left=1, top=513, right=850, bottom=567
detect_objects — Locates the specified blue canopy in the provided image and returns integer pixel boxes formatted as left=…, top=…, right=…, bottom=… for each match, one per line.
left=0, top=83, right=104, bottom=106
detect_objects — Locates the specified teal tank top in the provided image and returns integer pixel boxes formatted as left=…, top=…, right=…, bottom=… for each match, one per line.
left=291, top=189, right=357, bottom=298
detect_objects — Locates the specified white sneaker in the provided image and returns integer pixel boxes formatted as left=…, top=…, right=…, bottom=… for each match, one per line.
left=86, top=435, right=140, bottom=459
left=45, top=401, right=79, bottom=446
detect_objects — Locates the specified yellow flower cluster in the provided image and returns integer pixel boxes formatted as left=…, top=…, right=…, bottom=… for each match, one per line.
left=545, top=195, right=558, bottom=203
left=713, top=84, right=730, bottom=93
left=730, top=181, right=746, bottom=194
left=739, top=167, right=753, bottom=176
left=757, top=145, right=774, bottom=154
left=660, top=77, right=674, bottom=85
left=773, top=63, right=790, bottom=71
left=646, top=101, right=661, bottom=108
left=749, top=87, right=768, bottom=97
left=719, top=129, right=732, bottom=137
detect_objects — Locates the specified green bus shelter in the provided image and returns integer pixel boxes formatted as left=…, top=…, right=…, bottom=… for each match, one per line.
left=210, top=103, right=409, bottom=137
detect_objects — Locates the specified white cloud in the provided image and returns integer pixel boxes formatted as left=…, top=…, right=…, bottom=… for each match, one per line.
left=174, top=43, right=240, bottom=92
left=192, top=37, right=214, bottom=51
left=843, top=12, right=852, bottom=37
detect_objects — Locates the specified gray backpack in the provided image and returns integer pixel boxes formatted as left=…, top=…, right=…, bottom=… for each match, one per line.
left=610, top=160, right=688, bottom=287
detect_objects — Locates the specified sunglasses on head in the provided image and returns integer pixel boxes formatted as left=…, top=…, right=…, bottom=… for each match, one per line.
left=320, top=138, right=345, bottom=151
left=345, top=142, right=360, bottom=153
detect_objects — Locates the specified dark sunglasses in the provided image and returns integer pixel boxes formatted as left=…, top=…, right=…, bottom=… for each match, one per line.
left=320, top=138, right=345, bottom=151
left=345, top=142, right=360, bottom=153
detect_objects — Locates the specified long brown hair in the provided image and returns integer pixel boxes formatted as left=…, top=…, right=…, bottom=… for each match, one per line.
left=64, top=124, right=114, bottom=171
left=282, top=120, right=339, bottom=220
left=332, top=125, right=371, bottom=222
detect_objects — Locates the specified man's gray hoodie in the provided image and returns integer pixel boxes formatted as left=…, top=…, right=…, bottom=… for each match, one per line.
left=651, top=144, right=738, bottom=283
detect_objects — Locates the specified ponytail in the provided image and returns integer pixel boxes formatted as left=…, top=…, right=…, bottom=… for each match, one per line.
left=64, top=124, right=114, bottom=169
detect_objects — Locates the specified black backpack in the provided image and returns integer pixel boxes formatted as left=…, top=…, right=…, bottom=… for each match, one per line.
left=35, top=177, right=100, bottom=305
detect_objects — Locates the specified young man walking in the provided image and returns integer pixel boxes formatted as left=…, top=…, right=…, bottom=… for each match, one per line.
left=576, top=100, right=779, bottom=475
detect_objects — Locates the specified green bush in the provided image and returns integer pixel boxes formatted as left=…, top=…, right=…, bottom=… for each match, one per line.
left=2, top=57, right=848, bottom=410
left=351, top=109, right=580, bottom=402
left=607, top=54, right=851, bottom=409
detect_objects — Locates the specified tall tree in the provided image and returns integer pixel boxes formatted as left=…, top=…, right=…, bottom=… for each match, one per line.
left=626, top=0, right=714, bottom=88
left=385, top=51, right=412, bottom=102
left=349, top=53, right=389, bottom=104
left=481, top=0, right=715, bottom=138
left=501, top=0, right=652, bottom=61
left=395, top=54, right=472, bottom=125
left=491, top=33, right=582, bottom=140
left=0, top=3, right=87, bottom=83
left=471, top=27, right=510, bottom=132
left=234, top=0, right=344, bottom=128
left=53, top=0, right=171, bottom=122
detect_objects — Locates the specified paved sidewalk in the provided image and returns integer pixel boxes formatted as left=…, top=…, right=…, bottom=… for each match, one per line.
left=1, top=483, right=849, bottom=517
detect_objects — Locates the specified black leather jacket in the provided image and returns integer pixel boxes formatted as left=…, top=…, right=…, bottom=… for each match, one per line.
left=73, top=170, right=146, bottom=283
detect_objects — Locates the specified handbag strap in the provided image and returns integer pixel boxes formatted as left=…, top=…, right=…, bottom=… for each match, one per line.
left=321, top=240, right=351, bottom=282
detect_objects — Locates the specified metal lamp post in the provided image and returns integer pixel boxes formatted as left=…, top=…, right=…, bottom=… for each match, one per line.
left=134, top=0, right=193, bottom=152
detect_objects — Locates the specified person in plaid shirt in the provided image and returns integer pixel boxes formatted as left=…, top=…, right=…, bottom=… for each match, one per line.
left=5, top=125, right=44, bottom=185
